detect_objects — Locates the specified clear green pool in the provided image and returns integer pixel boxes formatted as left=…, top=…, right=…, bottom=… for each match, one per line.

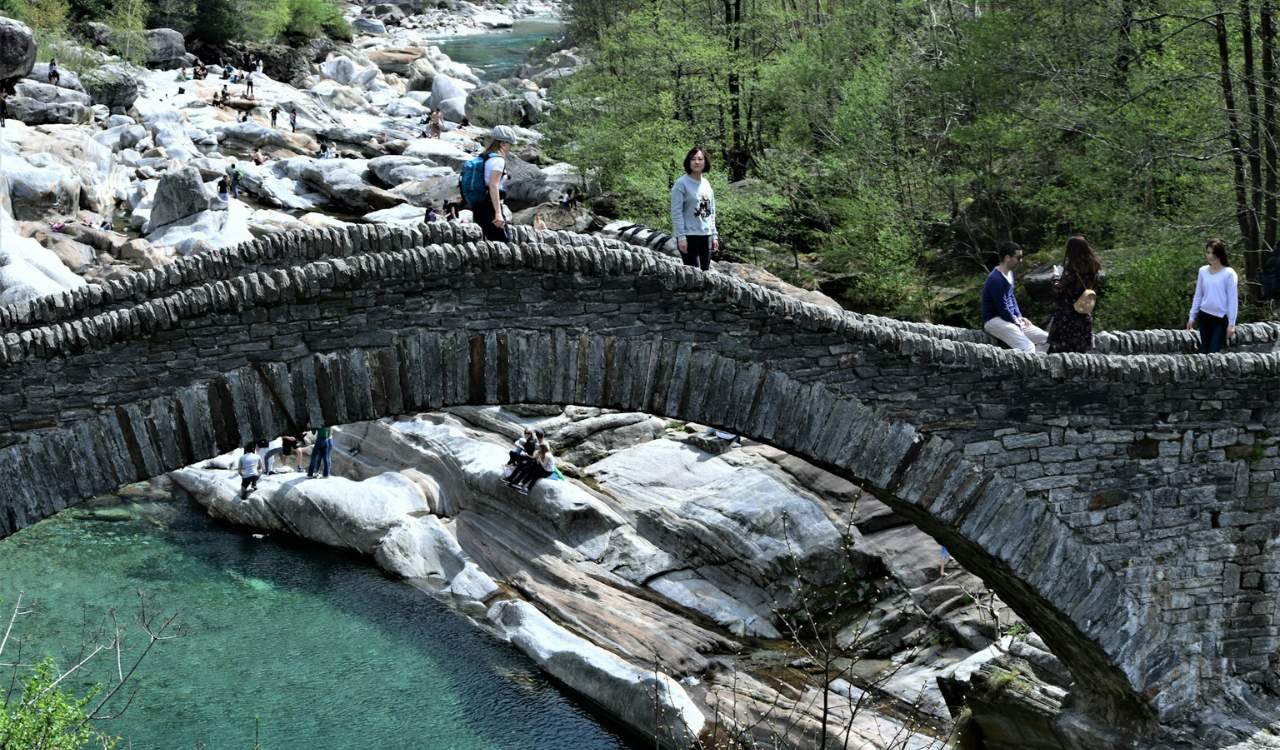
left=0, top=487, right=629, bottom=749
left=430, top=17, right=565, bottom=80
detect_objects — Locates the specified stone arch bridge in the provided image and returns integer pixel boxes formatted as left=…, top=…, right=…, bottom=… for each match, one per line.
left=0, top=222, right=1277, bottom=740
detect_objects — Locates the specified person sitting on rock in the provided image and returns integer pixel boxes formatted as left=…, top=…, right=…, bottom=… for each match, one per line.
left=47, top=59, right=60, bottom=86
left=252, top=148, right=267, bottom=166
left=221, top=63, right=231, bottom=80
left=219, top=85, right=231, bottom=106
left=239, top=442, right=262, bottom=499
left=507, top=437, right=555, bottom=495
left=429, top=109, right=443, bottom=138
left=502, top=429, right=539, bottom=484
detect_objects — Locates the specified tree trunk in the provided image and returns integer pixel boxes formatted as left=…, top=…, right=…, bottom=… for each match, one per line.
left=1217, top=12, right=1262, bottom=259
left=1260, top=0, right=1278, bottom=295
left=1241, top=0, right=1264, bottom=259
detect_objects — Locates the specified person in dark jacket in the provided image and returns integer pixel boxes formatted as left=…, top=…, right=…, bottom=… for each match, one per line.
left=981, top=241, right=1048, bottom=353
left=1047, top=235, right=1102, bottom=353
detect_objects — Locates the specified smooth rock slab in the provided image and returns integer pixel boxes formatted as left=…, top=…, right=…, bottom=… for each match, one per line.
left=488, top=599, right=706, bottom=747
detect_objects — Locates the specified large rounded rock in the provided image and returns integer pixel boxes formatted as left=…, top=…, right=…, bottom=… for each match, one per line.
left=83, top=64, right=139, bottom=113
left=404, top=57, right=435, bottom=91
left=464, top=82, right=525, bottom=128
left=430, top=74, right=468, bottom=121
left=147, top=166, right=210, bottom=231
left=14, top=80, right=90, bottom=106
left=5, top=97, right=91, bottom=125
left=145, top=28, right=187, bottom=69
left=0, top=17, right=36, bottom=83
left=4, top=155, right=82, bottom=221
left=30, top=62, right=85, bottom=92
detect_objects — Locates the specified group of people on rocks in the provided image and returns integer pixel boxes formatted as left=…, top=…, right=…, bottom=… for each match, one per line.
left=501, top=428, right=557, bottom=495
left=981, top=236, right=1239, bottom=354
left=236, top=427, right=336, bottom=500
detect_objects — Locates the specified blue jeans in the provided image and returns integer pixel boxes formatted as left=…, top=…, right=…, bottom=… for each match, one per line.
left=308, top=438, right=332, bottom=477
left=1198, top=313, right=1229, bottom=354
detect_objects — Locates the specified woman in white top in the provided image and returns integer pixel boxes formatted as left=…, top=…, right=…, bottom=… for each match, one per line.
left=670, top=146, right=718, bottom=270
left=1186, top=238, right=1239, bottom=353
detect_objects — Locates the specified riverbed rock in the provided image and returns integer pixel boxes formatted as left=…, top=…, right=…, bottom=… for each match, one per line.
left=145, top=200, right=254, bottom=253
left=4, top=97, right=91, bottom=125
left=488, top=599, right=706, bottom=746
left=429, top=74, right=469, bottom=121
left=4, top=153, right=82, bottom=221
left=464, top=82, right=528, bottom=128
left=30, top=62, right=85, bottom=92
left=147, top=166, right=210, bottom=231
left=145, top=28, right=187, bottom=69
left=0, top=203, right=87, bottom=304
left=82, top=63, right=140, bottom=113
left=172, top=465, right=431, bottom=555
left=352, top=17, right=388, bottom=36
left=0, top=17, right=36, bottom=83
left=297, top=159, right=403, bottom=213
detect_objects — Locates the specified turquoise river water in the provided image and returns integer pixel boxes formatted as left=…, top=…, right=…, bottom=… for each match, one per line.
left=0, top=487, right=629, bottom=749
left=430, top=17, right=565, bottom=79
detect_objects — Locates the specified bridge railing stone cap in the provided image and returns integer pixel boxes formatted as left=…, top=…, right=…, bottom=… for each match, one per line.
left=2, top=223, right=1278, bottom=384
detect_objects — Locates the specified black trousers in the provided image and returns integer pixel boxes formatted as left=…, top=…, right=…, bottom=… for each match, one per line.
left=1197, top=312, right=1229, bottom=354
left=681, top=235, right=712, bottom=270
left=471, top=200, right=509, bottom=242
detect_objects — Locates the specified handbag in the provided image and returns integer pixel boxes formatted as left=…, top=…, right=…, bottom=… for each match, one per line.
left=1072, top=272, right=1097, bottom=315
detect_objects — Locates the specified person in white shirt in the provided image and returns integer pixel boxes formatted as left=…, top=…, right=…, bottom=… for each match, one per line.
left=1187, top=238, right=1239, bottom=353
left=670, top=146, right=718, bottom=270
left=238, top=443, right=262, bottom=499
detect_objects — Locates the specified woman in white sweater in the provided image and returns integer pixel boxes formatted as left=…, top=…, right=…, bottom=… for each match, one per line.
left=1187, top=238, right=1239, bottom=353
left=670, top=146, right=718, bottom=270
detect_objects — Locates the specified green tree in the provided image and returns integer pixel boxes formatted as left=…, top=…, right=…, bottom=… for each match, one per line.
left=106, top=0, right=151, bottom=66
left=0, top=659, right=117, bottom=750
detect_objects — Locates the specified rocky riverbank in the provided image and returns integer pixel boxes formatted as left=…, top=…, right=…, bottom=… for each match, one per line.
left=166, top=407, right=1057, bottom=748
left=0, top=0, right=586, bottom=303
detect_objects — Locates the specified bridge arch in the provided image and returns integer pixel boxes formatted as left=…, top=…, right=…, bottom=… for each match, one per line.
left=1, top=225, right=1277, bottom=732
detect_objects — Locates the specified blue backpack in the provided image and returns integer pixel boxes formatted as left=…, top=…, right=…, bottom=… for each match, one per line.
left=460, top=152, right=500, bottom=207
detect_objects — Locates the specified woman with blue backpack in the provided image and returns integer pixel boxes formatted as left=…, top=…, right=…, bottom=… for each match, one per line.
left=461, top=125, right=518, bottom=241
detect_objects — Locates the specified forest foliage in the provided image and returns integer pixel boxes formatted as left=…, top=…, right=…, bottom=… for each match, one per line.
left=549, top=0, right=1280, bottom=328
left=3, top=0, right=349, bottom=51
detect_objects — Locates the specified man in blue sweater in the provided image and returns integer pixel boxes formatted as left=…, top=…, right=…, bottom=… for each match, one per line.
left=981, top=242, right=1048, bottom=353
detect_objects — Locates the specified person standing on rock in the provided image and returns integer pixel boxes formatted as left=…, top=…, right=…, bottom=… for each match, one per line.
left=1187, top=238, right=1239, bottom=353
left=981, top=241, right=1048, bottom=353
left=670, top=146, right=718, bottom=271
left=227, top=162, right=242, bottom=199
left=244, top=70, right=254, bottom=99
left=239, top=443, right=262, bottom=499
left=270, top=106, right=280, bottom=129
left=307, top=426, right=334, bottom=479
left=290, top=107, right=297, bottom=132
left=1047, top=235, right=1102, bottom=353
left=463, top=125, right=517, bottom=242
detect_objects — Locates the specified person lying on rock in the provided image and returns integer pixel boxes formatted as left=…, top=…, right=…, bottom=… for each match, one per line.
left=506, top=437, right=555, bottom=495
left=239, top=442, right=262, bottom=500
